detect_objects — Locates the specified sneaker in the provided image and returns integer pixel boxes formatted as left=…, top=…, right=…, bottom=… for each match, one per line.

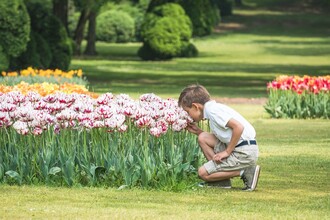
left=241, top=165, right=261, bottom=191
left=198, top=179, right=232, bottom=189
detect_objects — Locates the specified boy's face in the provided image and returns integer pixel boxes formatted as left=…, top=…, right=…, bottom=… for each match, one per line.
left=183, top=103, right=203, bottom=122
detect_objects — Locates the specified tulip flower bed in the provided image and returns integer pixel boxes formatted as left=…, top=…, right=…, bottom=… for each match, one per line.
left=0, top=67, right=96, bottom=97
left=1, top=67, right=87, bottom=86
left=0, top=82, right=98, bottom=97
left=0, top=92, right=203, bottom=189
left=264, top=75, right=330, bottom=119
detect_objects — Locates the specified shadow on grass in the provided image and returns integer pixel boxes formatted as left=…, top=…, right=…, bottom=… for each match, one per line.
left=263, top=46, right=330, bottom=56
left=73, top=7, right=330, bottom=97
left=213, top=9, right=330, bottom=38
left=76, top=59, right=329, bottom=97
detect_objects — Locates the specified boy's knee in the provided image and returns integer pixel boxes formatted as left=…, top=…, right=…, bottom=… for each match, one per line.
left=198, top=166, right=209, bottom=181
left=197, top=132, right=208, bottom=144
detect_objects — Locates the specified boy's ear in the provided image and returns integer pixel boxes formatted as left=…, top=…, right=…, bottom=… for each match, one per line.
left=191, top=103, right=199, bottom=109
left=192, top=103, right=203, bottom=110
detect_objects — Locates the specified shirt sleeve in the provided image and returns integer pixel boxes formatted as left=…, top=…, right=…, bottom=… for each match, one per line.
left=209, top=107, right=232, bottom=129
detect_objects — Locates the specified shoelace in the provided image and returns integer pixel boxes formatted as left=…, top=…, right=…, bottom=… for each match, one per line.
left=241, top=175, right=249, bottom=187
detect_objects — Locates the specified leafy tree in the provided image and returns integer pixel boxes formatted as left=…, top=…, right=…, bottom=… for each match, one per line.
left=84, top=10, right=98, bottom=55
left=84, top=0, right=114, bottom=55
left=73, top=0, right=110, bottom=55
left=53, top=0, right=69, bottom=33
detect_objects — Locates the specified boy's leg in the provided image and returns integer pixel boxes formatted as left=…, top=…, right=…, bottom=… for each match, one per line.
left=198, top=132, right=232, bottom=188
left=198, top=166, right=240, bottom=182
left=199, top=143, right=261, bottom=191
left=197, top=132, right=218, bottom=160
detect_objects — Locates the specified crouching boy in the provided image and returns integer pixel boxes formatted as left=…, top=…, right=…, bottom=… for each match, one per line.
left=178, top=84, right=260, bottom=191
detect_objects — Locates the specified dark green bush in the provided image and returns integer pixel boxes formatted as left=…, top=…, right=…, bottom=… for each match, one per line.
left=43, top=15, right=73, bottom=70
left=180, top=0, right=220, bottom=36
left=100, top=2, right=147, bottom=41
left=138, top=3, right=198, bottom=60
left=10, top=32, right=41, bottom=70
left=26, top=0, right=72, bottom=70
left=0, top=0, right=30, bottom=58
left=10, top=32, right=52, bottom=70
left=35, top=33, right=52, bottom=68
left=147, top=0, right=220, bottom=37
left=180, top=43, right=199, bottom=58
left=96, top=10, right=135, bottom=43
left=0, top=46, right=9, bottom=71
left=11, top=1, right=72, bottom=70
left=217, top=0, right=233, bottom=17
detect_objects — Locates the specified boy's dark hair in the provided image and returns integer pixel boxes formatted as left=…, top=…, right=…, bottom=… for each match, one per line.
left=178, top=84, right=210, bottom=107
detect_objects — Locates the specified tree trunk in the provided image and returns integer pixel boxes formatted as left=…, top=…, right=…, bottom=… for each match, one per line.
left=73, top=8, right=90, bottom=55
left=84, top=11, right=97, bottom=56
left=53, top=0, right=69, bottom=33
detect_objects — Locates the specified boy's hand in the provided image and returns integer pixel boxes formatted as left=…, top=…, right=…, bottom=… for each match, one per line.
left=213, top=151, right=230, bottom=164
left=186, top=123, right=203, bottom=135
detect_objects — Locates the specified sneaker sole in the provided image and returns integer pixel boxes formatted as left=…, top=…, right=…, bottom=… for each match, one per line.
left=250, top=165, right=261, bottom=191
left=198, top=181, right=232, bottom=189
left=204, top=185, right=232, bottom=189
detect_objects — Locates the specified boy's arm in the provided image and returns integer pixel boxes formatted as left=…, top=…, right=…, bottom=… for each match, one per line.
left=225, top=118, right=244, bottom=154
left=213, top=118, right=244, bottom=163
left=186, top=123, right=203, bottom=136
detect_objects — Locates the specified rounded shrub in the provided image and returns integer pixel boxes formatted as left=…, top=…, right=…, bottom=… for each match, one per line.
left=147, top=0, right=220, bottom=37
left=10, top=32, right=41, bottom=70
left=138, top=3, right=198, bottom=60
left=0, top=0, right=30, bottom=58
left=96, top=10, right=135, bottom=43
left=180, top=42, right=199, bottom=58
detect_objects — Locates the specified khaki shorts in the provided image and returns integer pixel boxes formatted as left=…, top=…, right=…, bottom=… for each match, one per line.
left=204, top=141, right=259, bottom=174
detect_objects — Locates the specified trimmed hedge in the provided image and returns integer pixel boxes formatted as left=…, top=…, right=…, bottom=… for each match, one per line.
left=96, top=10, right=135, bottom=43
left=138, top=3, right=198, bottom=60
left=147, top=0, right=220, bottom=37
left=0, top=0, right=30, bottom=58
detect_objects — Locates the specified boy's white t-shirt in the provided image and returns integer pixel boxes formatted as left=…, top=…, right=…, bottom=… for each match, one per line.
left=203, top=100, right=256, bottom=144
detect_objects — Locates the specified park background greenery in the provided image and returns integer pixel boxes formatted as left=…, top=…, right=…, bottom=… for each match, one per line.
left=1, top=0, right=330, bottom=219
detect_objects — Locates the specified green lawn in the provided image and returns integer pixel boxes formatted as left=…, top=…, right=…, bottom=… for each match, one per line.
left=1, top=2, right=330, bottom=219
left=1, top=104, right=329, bottom=219
left=70, top=7, right=330, bottom=99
